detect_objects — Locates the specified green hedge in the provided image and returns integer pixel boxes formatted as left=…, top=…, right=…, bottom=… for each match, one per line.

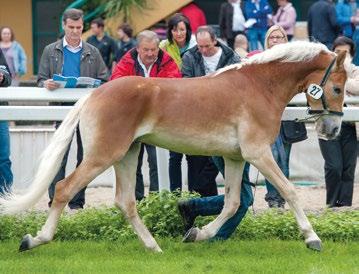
left=0, top=191, right=358, bottom=242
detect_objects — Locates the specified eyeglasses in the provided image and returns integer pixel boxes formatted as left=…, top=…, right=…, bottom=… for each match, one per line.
left=269, top=35, right=285, bottom=40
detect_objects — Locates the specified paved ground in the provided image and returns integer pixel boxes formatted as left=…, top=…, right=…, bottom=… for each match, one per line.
left=34, top=183, right=359, bottom=212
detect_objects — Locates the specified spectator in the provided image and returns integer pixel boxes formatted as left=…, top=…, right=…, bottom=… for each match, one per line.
left=0, top=50, right=12, bottom=194
left=262, top=25, right=294, bottom=208
left=335, top=0, right=358, bottom=38
left=160, top=13, right=196, bottom=68
left=234, top=33, right=249, bottom=58
left=159, top=13, right=196, bottom=192
left=308, top=0, right=339, bottom=49
left=179, top=3, right=207, bottom=33
left=115, top=23, right=136, bottom=62
left=245, top=0, right=273, bottom=51
left=352, top=7, right=359, bottom=64
left=180, top=25, right=240, bottom=197
left=87, top=17, right=117, bottom=72
left=110, top=30, right=181, bottom=200
left=37, top=8, right=108, bottom=210
left=0, top=26, right=27, bottom=86
left=219, top=0, right=246, bottom=49
left=271, top=0, right=297, bottom=41
left=178, top=27, right=253, bottom=240
left=319, top=36, right=357, bottom=207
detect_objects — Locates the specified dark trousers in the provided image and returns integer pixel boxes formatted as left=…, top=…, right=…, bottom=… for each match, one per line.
left=318, top=123, right=357, bottom=207
left=135, top=143, right=158, bottom=200
left=187, top=155, right=219, bottom=197
left=169, top=151, right=190, bottom=191
left=48, top=123, right=86, bottom=209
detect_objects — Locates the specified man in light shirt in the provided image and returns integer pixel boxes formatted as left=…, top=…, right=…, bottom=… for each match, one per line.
left=178, top=26, right=254, bottom=241
left=219, top=0, right=246, bottom=49
left=37, top=8, right=108, bottom=210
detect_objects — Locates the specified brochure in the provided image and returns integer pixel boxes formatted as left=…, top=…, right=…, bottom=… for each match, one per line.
left=53, top=74, right=101, bottom=88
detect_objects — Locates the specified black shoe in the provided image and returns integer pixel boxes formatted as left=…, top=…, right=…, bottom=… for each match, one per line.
left=177, top=200, right=196, bottom=232
left=69, top=204, right=84, bottom=210
left=268, top=200, right=284, bottom=208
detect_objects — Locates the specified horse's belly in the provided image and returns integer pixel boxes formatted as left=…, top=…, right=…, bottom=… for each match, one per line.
left=141, top=128, right=241, bottom=157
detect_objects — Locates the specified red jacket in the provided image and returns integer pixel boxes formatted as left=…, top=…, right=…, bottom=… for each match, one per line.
left=110, top=48, right=181, bottom=80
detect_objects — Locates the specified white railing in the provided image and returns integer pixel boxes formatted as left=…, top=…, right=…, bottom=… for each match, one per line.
left=1, top=87, right=359, bottom=190
left=2, top=87, right=359, bottom=121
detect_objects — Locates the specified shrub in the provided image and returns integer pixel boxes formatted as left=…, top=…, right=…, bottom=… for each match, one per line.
left=0, top=192, right=357, bottom=242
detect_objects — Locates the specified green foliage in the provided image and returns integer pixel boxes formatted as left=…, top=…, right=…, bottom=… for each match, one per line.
left=102, top=0, right=148, bottom=22
left=0, top=192, right=358, bottom=242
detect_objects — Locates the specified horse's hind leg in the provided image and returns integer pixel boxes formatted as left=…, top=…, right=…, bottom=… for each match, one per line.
left=184, top=158, right=245, bottom=242
left=19, top=159, right=109, bottom=252
left=113, top=142, right=162, bottom=252
left=251, top=147, right=321, bottom=251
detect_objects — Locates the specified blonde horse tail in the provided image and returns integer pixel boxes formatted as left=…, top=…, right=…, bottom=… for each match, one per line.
left=0, top=93, right=91, bottom=215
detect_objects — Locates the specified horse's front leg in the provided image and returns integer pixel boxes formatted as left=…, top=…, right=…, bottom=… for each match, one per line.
left=184, top=158, right=245, bottom=242
left=250, top=147, right=322, bottom=251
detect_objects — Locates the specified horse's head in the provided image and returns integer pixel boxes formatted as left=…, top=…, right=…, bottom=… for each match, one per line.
left=305, top=50, right=347, bottom=140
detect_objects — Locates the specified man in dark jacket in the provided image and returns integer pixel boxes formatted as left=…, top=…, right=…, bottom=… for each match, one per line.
left=111, top=30, right=181, bottom=200
left=87, top=17, right=117, bottom=71
left=308, top=0, right=340, bottom=49
left=181, top=25, right=240, bottom=197
left=219, top=0, right=246, bottom=49
left=0, top=50, right=13, bottom=194
left=178, top=25, right=253, bottom=241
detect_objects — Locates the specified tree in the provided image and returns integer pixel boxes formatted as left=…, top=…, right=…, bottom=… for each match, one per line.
left=103, top=0, right=148, bottom=22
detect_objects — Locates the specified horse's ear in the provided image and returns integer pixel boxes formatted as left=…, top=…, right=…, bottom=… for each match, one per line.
left=334, top=50, right=347, bottom=71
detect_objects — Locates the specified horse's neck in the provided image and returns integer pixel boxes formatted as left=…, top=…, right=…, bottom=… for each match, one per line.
left=252, top=61, right=320, bottom=109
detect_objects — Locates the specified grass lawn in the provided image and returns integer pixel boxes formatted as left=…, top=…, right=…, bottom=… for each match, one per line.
left=0, top=239, right=358, bottom=274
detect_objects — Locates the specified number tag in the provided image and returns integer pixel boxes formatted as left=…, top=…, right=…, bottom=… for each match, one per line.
left=307, top=84, right=323, bottom=100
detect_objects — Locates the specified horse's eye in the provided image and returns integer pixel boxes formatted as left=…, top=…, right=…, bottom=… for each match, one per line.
left=333, top=86, right=341, bottom=94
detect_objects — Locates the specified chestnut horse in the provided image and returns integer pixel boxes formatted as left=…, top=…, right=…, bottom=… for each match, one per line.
left=0, top=41, right=347, bottom=252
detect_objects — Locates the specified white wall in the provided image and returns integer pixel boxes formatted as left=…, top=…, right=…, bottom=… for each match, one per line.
left=10, top=124, right=357, bottom=191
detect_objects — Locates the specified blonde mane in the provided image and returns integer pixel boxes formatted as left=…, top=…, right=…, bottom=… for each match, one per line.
left=214, top=41, right=333, bottom=76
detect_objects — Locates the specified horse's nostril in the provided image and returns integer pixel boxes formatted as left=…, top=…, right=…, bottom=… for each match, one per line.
left=332, top=127, right=339, bottom=135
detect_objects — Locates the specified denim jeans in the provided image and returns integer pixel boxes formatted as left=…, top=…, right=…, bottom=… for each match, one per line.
left=0, top=121, right=13, bottom=194
left=190, top=158, right=253, bottom=240
left=136, top=143, right=158, bottom=200
left=247, top=28, right=266, bottom=51
left=318, top=123, right=357, bottom=207
left=353, top=29, right=359, bottom=66
left=264, top=135, right=286, bottom=206
left=48, top=123, right=85, bottom=209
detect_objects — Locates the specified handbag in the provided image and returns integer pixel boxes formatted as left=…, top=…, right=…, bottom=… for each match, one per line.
left=280, top=121, right=308, bottom=144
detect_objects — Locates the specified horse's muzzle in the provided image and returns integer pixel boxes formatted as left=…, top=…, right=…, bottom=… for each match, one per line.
left=315, top=116, right=342, bottom=140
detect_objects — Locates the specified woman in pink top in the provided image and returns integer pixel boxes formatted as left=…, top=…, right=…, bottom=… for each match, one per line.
left=272, top=0, right=297, bottom=40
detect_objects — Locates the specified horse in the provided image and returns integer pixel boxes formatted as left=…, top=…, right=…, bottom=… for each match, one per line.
left=0, top=41, right=347, bottom=253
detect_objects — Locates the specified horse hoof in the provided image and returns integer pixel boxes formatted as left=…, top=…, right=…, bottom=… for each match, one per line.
left=19, top=234, right=32, bottom=252
left=306, top=240, right=322, bottom=252
left=182, top=227, right=199, bottom=243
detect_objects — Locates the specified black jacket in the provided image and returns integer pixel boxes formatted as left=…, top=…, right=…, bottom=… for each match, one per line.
left=308, top=0, right=340, bottom=47
left=181, top=40, right=240, bottom=78
left=219, top=1, right=246, bottom=39
left=0, top=50, right=11, bottom=87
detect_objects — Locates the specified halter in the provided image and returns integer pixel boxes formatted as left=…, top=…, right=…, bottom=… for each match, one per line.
left=300, top=56, right=344, bottom=122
